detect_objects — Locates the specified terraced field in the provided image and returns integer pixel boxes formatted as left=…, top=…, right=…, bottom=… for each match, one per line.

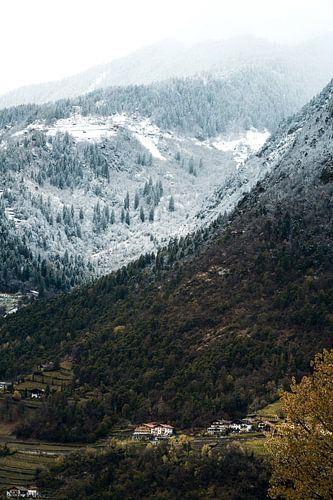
left=0, top=450, right=55, bottom=492
left=14, top=361, right=74, bottom=394
left=0, top=361, right=76, bottom=495
left=239, top=436, right=268, bottom=456
left=257, top=400, right=284, bottom=421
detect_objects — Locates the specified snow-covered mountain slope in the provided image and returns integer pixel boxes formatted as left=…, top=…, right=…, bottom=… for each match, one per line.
left=0, top=71, right=310, bottom=141
left=0, top=107, right=270, bottom=290
left=199, top=129, right=270, bottom=167
left=2, top=71, right=332, bottom=294
left=1, top=34, right=333, bottom=109
left=205, top=78, right=333, bottom=222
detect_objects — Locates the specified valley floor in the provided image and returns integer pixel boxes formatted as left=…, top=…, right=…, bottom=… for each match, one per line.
left=0, top=399, right=281, bottom=496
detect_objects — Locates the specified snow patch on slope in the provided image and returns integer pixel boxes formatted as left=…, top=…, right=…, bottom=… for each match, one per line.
left=113, top=115, right=167, bottom=160
left=12, top=112, right=168, bottom=160
left=12, top=123, right=45, bottom=137
left=208, top=129, right=270, bottom=167
left=46, top=115, right=118, bottom=142
left=4, top=120, right=243, bottom=274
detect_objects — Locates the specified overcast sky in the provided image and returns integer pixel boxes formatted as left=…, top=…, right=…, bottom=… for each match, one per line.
left=1, top=0, right=332, bottom=95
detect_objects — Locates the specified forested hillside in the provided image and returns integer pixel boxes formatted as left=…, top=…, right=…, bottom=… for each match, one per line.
left=0, top=207, right=88, bottom=293
left=39, top=443, right=269, bottom=499
left=0, top=69, right=306, bottom=136
left=0, top=80, right=332, bottom=438
left=1, top=68, right=297, bottom=293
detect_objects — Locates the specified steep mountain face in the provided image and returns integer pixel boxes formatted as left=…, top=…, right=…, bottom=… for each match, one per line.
left=1, top=35, right=333, bottom=109
left=1, top=81, right=332, bottom=433
left=1, top=72, right=292, bottom=293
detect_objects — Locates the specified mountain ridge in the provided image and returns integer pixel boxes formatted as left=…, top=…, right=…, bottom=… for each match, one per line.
left=1, top=34, right=333, bottom=108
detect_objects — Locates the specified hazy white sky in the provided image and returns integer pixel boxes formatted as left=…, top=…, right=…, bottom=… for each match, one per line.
left=1, top=0, right=332, bottom=95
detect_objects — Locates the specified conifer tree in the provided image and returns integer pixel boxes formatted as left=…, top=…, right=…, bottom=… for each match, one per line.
left=124, top=192, right=130, bottom=210
left=168, top=196, right=175, bottom=212
left=110, top=209, right=115, bottom=224
left=125, top=211, right=130, bottom=226
left=134, top=192, right=139, bottom=210
left=149, top=208, right=154, bottom=221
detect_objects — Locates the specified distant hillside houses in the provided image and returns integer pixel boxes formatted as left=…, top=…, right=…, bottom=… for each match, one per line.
left=35, top=361, right=55, bottom=372
left=6, top=484, right=39, bottom=498
left=207, top=418, right=270, bottom=436
left=229, top=419, right=253, bottom=433
left=133, top=422, right=175, bottom=441
left=206, top=419, right=231, bottom=435
left=15, top=387, right=46, bottom=400
left=0, top=381, right=12, bottom=392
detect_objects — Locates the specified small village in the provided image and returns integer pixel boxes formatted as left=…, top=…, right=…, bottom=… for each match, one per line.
left=0, top=359, right=281, bottom=498
left=0, top=413, right=276, bottom=498
left=131, top=415, right=272, bottom=443
left=206, top=417, right=271, bottom=436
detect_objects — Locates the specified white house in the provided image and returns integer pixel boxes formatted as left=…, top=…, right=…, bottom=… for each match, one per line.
left=0, top=381, right=11, bottom=392
left=133, top=422, right=174, bottom=440
left=229, top=419, right=253, bottom=433
left=132, top=423, right=155, bottom=440
left=27, top=486, right=39, bottom=498
left=29, top=388, right=45, bottom=399
left=207, top=420, right=231, bottom=435
left=256, top=420, right=271, bottom=431
left=151, top=424, right=174, bottom=437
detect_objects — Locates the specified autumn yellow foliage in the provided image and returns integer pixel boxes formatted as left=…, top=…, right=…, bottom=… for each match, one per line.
left=267, top=349, right=333, bottom=499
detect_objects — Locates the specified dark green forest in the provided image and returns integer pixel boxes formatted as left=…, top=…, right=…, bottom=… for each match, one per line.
left=38, top=440, right=270, bottom=500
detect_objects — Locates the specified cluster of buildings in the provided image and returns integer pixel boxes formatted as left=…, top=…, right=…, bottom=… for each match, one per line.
left=6, top=485, right=39, bottom=498
left=133, top=422, right=175, bottom=441
left=130, top=417, right=272, bottom=442
left=1, top=383, right=45, bottom=400
left=207, top=418, right=270, bottom=436
left=0, top=382, right=12, bottom=392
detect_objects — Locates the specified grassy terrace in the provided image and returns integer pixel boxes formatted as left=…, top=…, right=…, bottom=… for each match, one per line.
left=0, top=451, right=55, bottom=491
left=0, top=438, right=96, bottom=496
left=240, top=436, right=268, bottom=456
left=0, top=439, right=87, bottom=452
left=14, top=361, right=74, bottom=394
left=257, top=400, right=283, bottom=420
left=0, top=361, right=75, bottom=495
